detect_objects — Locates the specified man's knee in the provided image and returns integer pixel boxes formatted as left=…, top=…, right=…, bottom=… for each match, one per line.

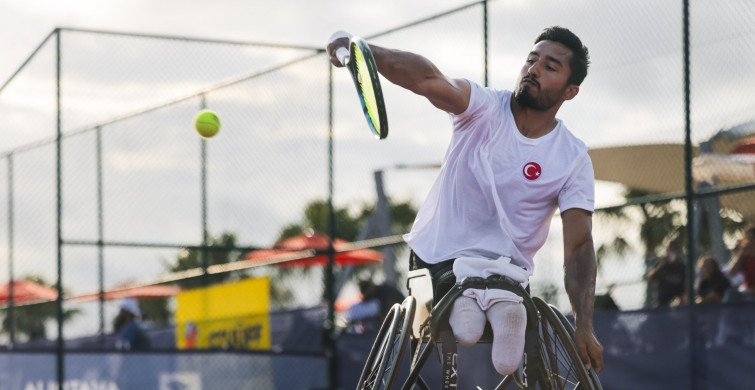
left=449, top=296, right=486, bottom=345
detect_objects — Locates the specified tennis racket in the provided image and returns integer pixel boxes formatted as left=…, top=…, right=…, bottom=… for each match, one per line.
left=331, top=32, right=389, bottom=140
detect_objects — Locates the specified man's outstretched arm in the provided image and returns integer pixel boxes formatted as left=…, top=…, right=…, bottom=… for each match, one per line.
left=326, top=34, right=470, bottom=114
left=562, top=208, right=604, bottom=373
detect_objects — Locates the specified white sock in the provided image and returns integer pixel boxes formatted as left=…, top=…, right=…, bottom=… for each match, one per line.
left=486, top=301, right=527, bottom=375
left=449, top=296, right=486, bottom=346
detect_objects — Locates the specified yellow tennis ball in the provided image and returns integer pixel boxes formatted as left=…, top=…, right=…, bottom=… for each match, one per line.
left=195, top=110, right=221, bottom=138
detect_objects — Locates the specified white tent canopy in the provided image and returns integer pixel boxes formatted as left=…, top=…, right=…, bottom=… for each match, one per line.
left=589, top=143, right=755, bottom=222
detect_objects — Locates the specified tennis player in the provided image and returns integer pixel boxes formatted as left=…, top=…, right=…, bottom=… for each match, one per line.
left=328, top=26, right=604, bottom=374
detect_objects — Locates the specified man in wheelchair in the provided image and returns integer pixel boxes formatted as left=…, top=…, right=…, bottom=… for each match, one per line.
left=328, top=25, right=605, bottom=378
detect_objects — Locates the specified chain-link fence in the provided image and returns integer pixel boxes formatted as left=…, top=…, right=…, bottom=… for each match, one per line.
left=1, top=0, right=754, bottom=388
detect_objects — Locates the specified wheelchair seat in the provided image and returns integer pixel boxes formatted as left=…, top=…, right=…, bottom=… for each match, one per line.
left=406, top=267, right=520, bottom=343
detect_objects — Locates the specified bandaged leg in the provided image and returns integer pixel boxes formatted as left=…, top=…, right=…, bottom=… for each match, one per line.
left=486, top=301, right=527, bottom=375
left=449, top=296, right=486, bottom=346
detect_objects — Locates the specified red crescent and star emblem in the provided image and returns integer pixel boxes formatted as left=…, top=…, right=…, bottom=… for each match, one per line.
left=522, top=162, right=542, bottom=180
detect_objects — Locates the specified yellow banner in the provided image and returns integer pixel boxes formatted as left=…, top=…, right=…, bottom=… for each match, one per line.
left=175, top=277, right=270, bottom=350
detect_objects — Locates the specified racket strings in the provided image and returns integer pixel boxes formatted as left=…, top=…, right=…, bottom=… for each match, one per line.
left=353, top=48, right=382, bottom=134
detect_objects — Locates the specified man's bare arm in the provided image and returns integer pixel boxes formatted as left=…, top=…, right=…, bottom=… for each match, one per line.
left=728, top=245, right=745, bottom=275
left=562, top=208, right=604, bottom=373
left=326, top=35, right=470, bottom=114
left=369, top=45, right=470, bottom=114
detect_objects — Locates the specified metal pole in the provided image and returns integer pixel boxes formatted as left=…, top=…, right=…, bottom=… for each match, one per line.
left=200, top=96, right=209, bottom=287
left=96, top=126, right=105, bottom=342
left=483, top=0, right=489, bottom=87
left=682, top=0, right=694, bottom=306
left=682, top=1, right=697, bottom=389
left=54, top=28, right=65, bottom=389
left=325, top=59, right=337, bottom=390
left=374, top=171, right=397, bottom=286
left=7, top=155, right=14, bottom=347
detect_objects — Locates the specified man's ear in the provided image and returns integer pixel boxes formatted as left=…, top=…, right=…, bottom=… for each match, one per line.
left=563, top=84, right=579, bottom=101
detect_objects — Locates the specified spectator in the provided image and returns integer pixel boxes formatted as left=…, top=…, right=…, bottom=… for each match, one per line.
left=347, top=279, right=405, bottom=326
left=695, top=255, right=731, bottom=304
left=359, top=279, right=405, bottom=318
left=113, top=297, right=151, bottom=350
left=646, top=237, right=686, bottom=307
left=726, top=224, right=755, bottom=299
left=594, top=284, right=620, bottom=311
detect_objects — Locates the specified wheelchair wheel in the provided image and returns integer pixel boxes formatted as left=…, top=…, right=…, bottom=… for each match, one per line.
left=532, top=297, right=594, bottom=390
left=541, top=299, right=603, bottom=390
left=357, top=296, right=416, bottom=390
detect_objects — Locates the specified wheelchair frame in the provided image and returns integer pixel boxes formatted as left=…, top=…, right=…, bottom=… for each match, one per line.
left=356, top=267, right=603, bottom=390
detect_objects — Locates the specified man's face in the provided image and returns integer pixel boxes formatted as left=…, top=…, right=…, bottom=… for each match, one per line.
left=513, top=40, right=575, bottom=111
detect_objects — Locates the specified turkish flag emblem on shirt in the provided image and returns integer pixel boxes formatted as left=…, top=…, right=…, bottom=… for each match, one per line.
left=522, top=162, right=542, bottom=180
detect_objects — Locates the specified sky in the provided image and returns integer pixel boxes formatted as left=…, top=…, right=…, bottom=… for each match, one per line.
left=0, top=0, right=480, bottom=82
left=0, top=0, right=753, bottom=338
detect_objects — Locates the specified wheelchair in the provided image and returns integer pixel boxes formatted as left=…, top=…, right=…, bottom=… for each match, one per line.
left=356, top=265, right=603, bottom=390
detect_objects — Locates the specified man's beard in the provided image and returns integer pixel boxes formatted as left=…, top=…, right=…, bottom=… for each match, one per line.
left=513, top=80, right=562, bottom=111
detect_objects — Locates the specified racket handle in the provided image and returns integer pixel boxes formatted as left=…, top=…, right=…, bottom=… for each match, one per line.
left=335, top=47, right=350, bottom=66
left=328, top=30, right=353, bottom=65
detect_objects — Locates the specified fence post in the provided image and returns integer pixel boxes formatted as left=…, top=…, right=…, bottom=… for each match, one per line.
left=55, top=27, right=65, bottom=390
left=325, top=58, right=337, bottom=390
left=483, top=0, right=489, bottom=87
left=682, top=0, right=697, bottom=388
left=96, top=126, right=105, bottom=343
left=200, top=95, right=210, bottom=287
left=7, top=154, right=14, bottom=347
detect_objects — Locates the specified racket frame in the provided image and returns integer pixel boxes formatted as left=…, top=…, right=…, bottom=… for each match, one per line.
left=337, top=37, right=389, bottom=140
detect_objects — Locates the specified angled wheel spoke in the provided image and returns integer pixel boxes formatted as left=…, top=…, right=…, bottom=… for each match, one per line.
left=533, top=298, right=593, bottom=390
left=357, top=297, right=416, bottom=390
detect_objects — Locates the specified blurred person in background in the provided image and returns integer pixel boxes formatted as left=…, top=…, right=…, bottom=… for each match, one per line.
left=645, top=237, right=687, bottom=307
left=725, top=224, right=755, bottom=301
left=593, top=283, right=619, bottom=311
left=113, top=297, right=151, bottom=350
left=695, top=255, right=731, bottom=304
left=346, top=279, right=405, bottom=332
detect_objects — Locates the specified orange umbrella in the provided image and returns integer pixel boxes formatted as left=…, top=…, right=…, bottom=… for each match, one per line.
left=0, top=280, right=58, bottom=304
left=243, top=232, right=383, bottom=268
left=74, top=284, right=180, bottom=302
left=731, top=136, right=755, bottom=155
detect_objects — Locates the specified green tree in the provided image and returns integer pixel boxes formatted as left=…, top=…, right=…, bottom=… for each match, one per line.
left=0, top=275, right=80, bottom=341
left=278, top=198, right=417, bottom=242
left=138, top=297, right=172, bottom=326
left=599, top=188, right=745, bottom=262
left=278, top=200, right=362, bottom=241
left=148, top=232, right=245, bottom=326
left=596, top=188, right=746, bottom=306
left=167, top=232, right=244, bottom=289
left=269, top=198, right=417, bottom=308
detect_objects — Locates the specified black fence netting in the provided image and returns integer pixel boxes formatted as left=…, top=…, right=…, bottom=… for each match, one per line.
left=0, top=1, right=754, bottom=389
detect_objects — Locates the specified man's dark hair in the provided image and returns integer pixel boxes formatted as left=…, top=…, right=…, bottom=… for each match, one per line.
left=535, top=26, right=590, bottom=86
left=359, top=279, right=376, bottom=298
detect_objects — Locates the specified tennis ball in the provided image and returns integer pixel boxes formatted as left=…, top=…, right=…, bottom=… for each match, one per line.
left=195, top=110, right=221, bottom=138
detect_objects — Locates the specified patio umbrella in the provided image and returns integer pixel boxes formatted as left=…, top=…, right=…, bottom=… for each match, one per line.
left=243, top=232, right=383, bottom=268
left=74, top=284, right=180, bottom=302
left=0, top=280, right=58, bottom=304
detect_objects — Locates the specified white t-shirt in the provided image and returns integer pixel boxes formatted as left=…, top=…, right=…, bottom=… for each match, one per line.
left=403, top=81, right=594, bottom=274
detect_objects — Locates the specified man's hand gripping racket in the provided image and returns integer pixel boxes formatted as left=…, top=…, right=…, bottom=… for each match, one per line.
left=327, top=31, right=389, bottom=140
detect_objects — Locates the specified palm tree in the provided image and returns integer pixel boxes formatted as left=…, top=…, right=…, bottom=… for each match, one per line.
left=167, top=232, right=244, bottom=289
left=266, top=198, right=417, bottom=308
left=0, top=275, right=80, bottom=342
left=596, top=188, right=746, bottom=307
